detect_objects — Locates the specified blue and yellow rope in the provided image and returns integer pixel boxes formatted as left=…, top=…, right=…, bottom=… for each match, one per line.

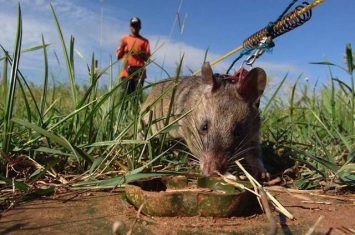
left=192, top=0, right=325, bottom=76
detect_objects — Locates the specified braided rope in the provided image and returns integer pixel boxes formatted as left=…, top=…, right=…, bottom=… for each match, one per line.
left=192, top=0, right=325, bottom=76
left=273, top=0, right=325, bottom=35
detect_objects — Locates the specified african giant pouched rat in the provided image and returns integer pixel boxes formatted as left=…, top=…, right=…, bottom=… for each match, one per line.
left=141, top=62, right=268, bottom=179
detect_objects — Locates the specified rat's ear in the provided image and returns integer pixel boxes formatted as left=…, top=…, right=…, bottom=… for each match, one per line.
left=237, top=67, right=266, bottom=104
left=201, top=62, right=218, bottom=94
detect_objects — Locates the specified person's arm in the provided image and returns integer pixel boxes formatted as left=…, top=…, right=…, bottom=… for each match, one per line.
left=116, top=39, right=127, bottom=60
left=141, top=41, right=151, bottom=62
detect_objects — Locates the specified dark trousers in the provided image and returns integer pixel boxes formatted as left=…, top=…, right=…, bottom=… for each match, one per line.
left=120, top=78, right=144, bottom=109
left=120, top=78, right=144, bottom=96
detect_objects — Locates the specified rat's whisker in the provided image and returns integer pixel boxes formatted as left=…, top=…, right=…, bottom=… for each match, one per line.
left=140, top=62, right=267, bottom=178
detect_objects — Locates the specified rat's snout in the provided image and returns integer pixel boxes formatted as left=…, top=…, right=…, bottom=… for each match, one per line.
left=200, top=154, right=227, bottom=176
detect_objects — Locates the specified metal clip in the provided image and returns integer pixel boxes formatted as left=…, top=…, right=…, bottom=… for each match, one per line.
left=245, top=37, right=268, bottom=66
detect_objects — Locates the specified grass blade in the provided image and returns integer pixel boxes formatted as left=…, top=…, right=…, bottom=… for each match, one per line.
left=50, top=4, right=77, bottom=107
left=2, top=4, right=22, bottom=155
left=11, top=118, right=93, bottom=163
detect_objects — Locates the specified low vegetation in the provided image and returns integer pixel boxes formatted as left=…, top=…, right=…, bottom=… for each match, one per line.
left=0, top=4, right=354, bottom=209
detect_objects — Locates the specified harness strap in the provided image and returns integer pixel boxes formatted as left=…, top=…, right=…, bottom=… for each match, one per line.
left=215, top=67, right=249, bottom=84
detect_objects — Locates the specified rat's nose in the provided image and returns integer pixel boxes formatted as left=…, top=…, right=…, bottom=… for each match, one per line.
left=200, top=154, right=226, bottom=176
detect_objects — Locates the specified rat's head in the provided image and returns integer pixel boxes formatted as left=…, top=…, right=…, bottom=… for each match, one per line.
left=182, top=62, right=266, bottom=176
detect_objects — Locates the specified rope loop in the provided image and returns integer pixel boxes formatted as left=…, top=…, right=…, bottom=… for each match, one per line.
left=191, top=0, right=325, bottom=76
left=226, top=0, right=314, bottom=74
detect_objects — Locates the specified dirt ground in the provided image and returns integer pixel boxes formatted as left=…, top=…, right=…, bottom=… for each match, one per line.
left=1, top=187, right=355, bottom=235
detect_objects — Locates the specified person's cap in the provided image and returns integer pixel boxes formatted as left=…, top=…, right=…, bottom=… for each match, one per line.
left=130, top=17, right=141, bottom=27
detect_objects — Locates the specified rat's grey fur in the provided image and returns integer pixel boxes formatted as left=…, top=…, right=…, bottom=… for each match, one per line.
left=141, top=62, right=267, bottom=177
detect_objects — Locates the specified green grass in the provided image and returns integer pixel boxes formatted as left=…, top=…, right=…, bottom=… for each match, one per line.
left=261, top=47, right=355, bottom=189
left=0, top=5, right=189, bottom=197
left=0, top=4, right=354, bottom=207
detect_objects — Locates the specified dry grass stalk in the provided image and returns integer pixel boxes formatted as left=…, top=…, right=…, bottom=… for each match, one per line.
left=234, top=160, right=295, bottom=220
left=126, top=201, right=146, bottom=235
left=301, top=201, right=332, bottom=205
left=259, top=187, right=277, bottom=235
left=304, top=216, right=324, bottom=235
left=216, top=171, right=264, bottom=212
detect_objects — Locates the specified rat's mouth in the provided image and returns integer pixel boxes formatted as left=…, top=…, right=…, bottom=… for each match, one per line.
left=200, top=154, right=228, bottom=177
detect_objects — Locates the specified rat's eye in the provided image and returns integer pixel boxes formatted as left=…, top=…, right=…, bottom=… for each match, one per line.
left=233, top=125, right=243, bottom=138
left=200, top=121, right=209, bottom=133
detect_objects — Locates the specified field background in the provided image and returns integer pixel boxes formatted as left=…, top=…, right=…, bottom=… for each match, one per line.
left=1, top=4, right=354, bottom=209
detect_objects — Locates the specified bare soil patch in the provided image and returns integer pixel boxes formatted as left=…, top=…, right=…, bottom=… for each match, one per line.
left=1, top=188, right=354, bottom=235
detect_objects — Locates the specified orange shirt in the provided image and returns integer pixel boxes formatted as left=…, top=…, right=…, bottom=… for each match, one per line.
left=116, top=35, right=150, bottom=79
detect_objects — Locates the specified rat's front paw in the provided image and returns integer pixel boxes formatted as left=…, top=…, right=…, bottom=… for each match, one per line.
left=252, top=166, right=270, bottom=182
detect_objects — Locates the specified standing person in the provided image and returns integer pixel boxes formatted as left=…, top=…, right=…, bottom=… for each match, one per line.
left=116, top=17, right=151, bottom=98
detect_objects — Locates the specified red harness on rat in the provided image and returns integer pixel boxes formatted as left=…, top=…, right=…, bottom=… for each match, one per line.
left=216, top=67, right=261, bottom=107
left=215, top=67, right=249, bottom=83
